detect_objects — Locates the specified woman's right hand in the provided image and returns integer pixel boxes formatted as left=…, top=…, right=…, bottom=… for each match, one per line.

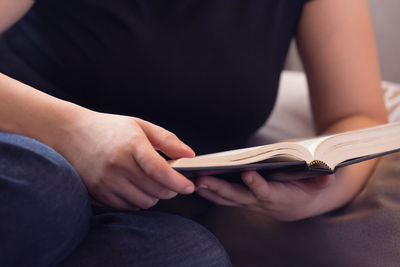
left=59, top=110, right=196, bottom=210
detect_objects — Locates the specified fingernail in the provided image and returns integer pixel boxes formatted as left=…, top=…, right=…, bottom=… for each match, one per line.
left=181, top=142, right=195, bottom=155
left=153, top=199, right=159, bottom=206
left=180, top=141, right=190, bottom=149
left=184, top=185, right=194, bottom=194
left=198, top=184, right=208, bottom=189
left=243, top=175, right=253, bottom=184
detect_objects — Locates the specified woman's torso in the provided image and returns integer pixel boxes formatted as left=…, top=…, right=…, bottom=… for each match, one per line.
left=1, top=0, right=306, bottom=153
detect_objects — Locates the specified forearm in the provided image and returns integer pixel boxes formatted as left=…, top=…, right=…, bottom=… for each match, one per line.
left=311, top=114, right=387, bottom=216
left=0, top=73, right=86, bottom=152
left=0, top=73, right=196, bottom=210
left=0, top=0, right=35, bottom=33
left=295, top=0, right=389, bottom=216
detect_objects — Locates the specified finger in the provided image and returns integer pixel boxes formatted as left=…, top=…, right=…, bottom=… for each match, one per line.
left=109, top=176, right=159, bottom=209
left=97, top=192, right=140, bottom=211
left=196, top=176, right=255, bottom=205
left=136, top=119, right=195, bottom=159
left=242, top=171, right=315, bottom=203
left=130, top=131, right=195, bottom=195
left=117, top=159, right=178, bottom=200
left=196, top=188, right=240, bottom=207
left=241, top=171, right=275, bottom=202
left=129, top=174, right=178, bottom=200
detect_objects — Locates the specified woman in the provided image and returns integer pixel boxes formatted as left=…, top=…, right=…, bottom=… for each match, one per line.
left=0, top=0, right=389, bottom=266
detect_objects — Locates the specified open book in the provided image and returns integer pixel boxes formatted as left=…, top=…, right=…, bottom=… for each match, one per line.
left=169, top=122, right=400, bottom=181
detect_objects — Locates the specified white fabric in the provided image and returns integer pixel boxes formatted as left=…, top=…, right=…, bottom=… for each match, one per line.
left=383, top=81, right=400, bottom=122
left=249, top=71, right=400, bottom=145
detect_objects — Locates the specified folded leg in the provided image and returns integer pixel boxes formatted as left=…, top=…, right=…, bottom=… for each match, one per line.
left=0, top=132, right=92, bottom=266
left=60, top=210, right=231, bottom=267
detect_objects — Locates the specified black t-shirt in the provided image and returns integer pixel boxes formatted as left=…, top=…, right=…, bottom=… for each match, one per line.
left=1, top=0, right=307, bottom=153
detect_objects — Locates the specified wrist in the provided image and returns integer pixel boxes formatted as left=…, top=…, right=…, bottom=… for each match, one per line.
left=40, top=100, right=91, bottom=155
left=0, top=74, right=90, bottom=155
left=314, top=160, right=375, bottom=216
left=10, top=89, right=91, bottom=158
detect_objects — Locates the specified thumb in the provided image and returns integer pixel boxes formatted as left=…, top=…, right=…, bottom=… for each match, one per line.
left=136, top=119, right=195, bottom=159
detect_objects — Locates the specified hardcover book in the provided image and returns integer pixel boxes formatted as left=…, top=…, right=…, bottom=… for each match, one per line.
left=169, top=122, right=400, bottom=181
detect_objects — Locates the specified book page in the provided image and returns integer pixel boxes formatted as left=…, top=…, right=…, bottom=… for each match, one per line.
left=169, top=141, right=312, bottom=168
left=192, top=145, right=265, bottom=159
left=294, top=135, right=332, bottom=156
left=170, top=122, right=400, bottom=171
left=314, top=122, right=400, bottom=169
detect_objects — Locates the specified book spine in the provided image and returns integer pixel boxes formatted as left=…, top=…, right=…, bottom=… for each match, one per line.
left=308, top=160, right=334, bottom=171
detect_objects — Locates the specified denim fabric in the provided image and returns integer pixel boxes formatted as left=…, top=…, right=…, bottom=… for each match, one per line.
left=60, top=211, right=231, bottom=267
left=0, top=132, right=231, bottom=267
left=0, top=131, right=92, bottom=266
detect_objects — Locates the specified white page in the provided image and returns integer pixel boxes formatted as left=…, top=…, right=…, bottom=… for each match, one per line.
left=295, top=135, right=332, bottom=156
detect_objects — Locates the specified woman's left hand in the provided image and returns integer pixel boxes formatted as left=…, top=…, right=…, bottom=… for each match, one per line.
left=195, top=0, right=388, bottom=222
left=196, top=172, right=337, bottom=221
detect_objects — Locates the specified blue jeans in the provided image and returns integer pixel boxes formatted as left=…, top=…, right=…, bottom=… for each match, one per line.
left=0, top=131, right=231, bottom=267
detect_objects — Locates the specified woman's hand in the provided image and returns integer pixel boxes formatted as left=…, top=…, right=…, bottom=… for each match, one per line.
left=60, top=110, right=196, bottom=211
left=196, top=170, right=353, bottom=221
left=0, top=73, right=195, bottom=211
left=198, top=0, right=387, bottom=222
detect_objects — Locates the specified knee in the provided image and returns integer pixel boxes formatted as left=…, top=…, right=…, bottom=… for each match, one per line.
left=0, top=132, right=90, bottom=214
left=167, top=214, right=232, bottom=267
left=121, top=211, right=232, bottom=266
left=75, top=211, right=231, bottom=267
left=0, top=132, right=91, bottom=266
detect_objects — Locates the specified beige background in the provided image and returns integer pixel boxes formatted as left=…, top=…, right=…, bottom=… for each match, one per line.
left=285, top=0, right=400, bottom=83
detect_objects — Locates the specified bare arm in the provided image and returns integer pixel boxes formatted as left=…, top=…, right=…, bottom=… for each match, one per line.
left=295, top=0, right=388, bottom=214
left=0, top=0, right=35, bottom=33
left=195, top=0, right=388, bottom=220
left=298, top=0, right=387, bottom=133
left=0, top=2, right=195, bottom=210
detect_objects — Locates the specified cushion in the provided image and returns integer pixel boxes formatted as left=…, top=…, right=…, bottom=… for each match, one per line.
left=249, top=71, right=400, bottom=145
